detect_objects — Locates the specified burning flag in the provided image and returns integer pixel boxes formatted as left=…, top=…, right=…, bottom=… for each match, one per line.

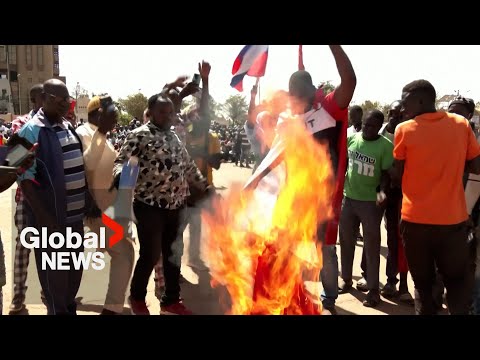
left=203, top=99, right=335, bottom=315
left=230, top=45, right=269, bottom=92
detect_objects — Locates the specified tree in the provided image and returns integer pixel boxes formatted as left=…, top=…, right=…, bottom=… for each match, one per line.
left=208, top=95, right=219, bottom=121
left=380, top=103, right=391, bottom=117
left=181, top=94, right=218, bottom=122
left=319, top=81, right=335, bottom=95
left=118, top=93, right=148, bottom=121
left=359, top=100, right=382, bottom=116
left=118, top=112, right=131, bottom=126
left=221, top=94, right=248, bottom=125
left=181, top=97, right=197, bottom=112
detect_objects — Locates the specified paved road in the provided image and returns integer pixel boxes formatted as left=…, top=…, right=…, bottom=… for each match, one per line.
left=0, top=162, right=422, bottom=315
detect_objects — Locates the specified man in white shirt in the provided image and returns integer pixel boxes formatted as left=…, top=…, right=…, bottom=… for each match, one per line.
left=347, top=105, right=362, bottom=137
left=76, top=96, right=135, bottom=315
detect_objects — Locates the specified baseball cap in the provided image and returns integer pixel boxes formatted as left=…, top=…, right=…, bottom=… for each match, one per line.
left=87, top=96, right=101, bottom=114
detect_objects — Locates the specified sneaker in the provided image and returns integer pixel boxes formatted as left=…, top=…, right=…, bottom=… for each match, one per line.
left=363, top=290, right=381, bottom=307
left=160, top=301, right=193, bottom=315
left=381, top=282, right=397, bottom=298
left=100, top=308, right=121, bottom=315
left=398, top=291, right=414, bottom=306
left=356, top=278, right=368, bottom=292
left=338, top=279, right=353, bottom=294
left=9, top=295, right=25, bottom=314
left=128, top=296, right=150, bottom=315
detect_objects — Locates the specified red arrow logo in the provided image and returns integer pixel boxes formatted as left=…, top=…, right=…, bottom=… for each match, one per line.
left=102, top=213, right=124, bottom=248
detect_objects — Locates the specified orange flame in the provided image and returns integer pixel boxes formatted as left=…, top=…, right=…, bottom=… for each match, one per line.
left=203, top=107, right=334, bottom=315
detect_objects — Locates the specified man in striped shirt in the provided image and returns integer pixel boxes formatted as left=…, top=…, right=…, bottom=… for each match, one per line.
left=17, top=79, right=97, bottom=315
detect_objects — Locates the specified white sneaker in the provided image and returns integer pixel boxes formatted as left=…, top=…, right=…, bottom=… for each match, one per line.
left=356, top=278, right=368, bottom=292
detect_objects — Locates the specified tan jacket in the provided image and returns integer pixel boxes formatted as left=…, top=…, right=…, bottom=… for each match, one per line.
left=76, top=123, right=117, bottom=211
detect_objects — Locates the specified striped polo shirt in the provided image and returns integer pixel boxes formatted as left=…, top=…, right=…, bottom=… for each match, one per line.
left=53, top=122, right=86, bottom=224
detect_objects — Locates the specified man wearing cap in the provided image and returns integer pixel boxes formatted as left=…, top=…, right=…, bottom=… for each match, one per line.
left=76, top=96, right=135, bottom=315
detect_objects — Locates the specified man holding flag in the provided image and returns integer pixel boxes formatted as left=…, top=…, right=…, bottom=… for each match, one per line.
left=244, top=45, right=357, bottom=314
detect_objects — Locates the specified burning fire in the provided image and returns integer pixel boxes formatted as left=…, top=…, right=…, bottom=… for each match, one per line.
left=203, top=104, right=334, bottom=315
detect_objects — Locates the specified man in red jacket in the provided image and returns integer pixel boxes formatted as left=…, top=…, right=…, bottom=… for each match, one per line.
left=247, top=45, right=356, bottom=315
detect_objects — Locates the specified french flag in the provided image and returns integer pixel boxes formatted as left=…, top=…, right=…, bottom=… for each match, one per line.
left=230, top=45, right=269, bottom=92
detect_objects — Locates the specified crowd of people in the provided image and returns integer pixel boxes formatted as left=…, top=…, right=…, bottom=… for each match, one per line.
left=0, top=45, right=479, bottom=316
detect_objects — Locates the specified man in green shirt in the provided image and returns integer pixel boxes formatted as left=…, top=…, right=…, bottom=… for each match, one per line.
left=339, top=109, right=393, bottom=307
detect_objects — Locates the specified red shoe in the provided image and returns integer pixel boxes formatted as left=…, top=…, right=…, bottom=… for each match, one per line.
left=160, top=301, right=193, bottom=315
left=128, top=296, right=150, bottom=315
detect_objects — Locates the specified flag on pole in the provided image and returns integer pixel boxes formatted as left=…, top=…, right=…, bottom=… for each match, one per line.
left=230, top=45, right=269, bottom=92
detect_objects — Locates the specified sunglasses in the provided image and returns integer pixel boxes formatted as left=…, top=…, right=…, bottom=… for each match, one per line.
left=44, top=92, right=71, bottom=105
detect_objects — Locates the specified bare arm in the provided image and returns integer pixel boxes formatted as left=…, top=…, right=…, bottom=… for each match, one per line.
left=198, top=61, right=211, bottom=131
left=466, top=155, right=480, bottom=175
left=162, top=76, right=188, bottom=95
left=329, top=45, right=357, bottom=109
left=247, top=80, right=259, bottom=128
left=389, top=159, right=405, bottom=188
left=379, top=170, right=391, bottom=193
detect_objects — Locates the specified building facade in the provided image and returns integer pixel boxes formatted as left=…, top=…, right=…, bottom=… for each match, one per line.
left=75, top=94, right=90, bottom=124
left=0, top=45, right=65, bottom=115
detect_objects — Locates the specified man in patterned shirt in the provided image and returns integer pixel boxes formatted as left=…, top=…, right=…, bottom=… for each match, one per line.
left=113, top=93, right=211, bottom=315
left=9, top=83, right=44, bottom=313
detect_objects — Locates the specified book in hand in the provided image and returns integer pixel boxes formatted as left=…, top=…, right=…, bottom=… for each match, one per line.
left=119, top=156, right=140, bottom=189
left=104, top=157, right=140, bottom=242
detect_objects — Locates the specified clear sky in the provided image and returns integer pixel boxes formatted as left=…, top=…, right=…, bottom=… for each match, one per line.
left=60, top=45, right=480, bottom=106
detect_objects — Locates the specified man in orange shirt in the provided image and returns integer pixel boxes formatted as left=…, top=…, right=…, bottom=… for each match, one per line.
left=394, top=79, right=480, bottom=315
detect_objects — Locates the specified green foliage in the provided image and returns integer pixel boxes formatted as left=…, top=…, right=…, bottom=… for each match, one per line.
left=118, top=93, right=148, bottom=121
left=118, top=112, right=131, bottom=126
left=221, top=94, right=248, bottom=126
left=319, top=81, right=335, bottom=95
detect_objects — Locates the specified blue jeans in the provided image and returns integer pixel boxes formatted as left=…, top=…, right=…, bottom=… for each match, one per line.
left=321, top=244, right=339, bottom=309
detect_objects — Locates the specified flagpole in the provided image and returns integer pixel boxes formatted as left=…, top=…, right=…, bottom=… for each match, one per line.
left=298, top=45, right=305, bottom=70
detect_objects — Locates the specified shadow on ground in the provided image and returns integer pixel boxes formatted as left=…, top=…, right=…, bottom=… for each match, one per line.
left=180, top=266, right=229, bottom=315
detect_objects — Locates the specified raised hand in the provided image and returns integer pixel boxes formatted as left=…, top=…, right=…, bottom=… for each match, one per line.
left=199, top=61, right=211, bottom=80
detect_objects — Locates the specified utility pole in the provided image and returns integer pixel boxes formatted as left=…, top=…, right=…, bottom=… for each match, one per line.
left=18, top=74, right=22, bottom=114
left=5, top=45, right=13, bottom=114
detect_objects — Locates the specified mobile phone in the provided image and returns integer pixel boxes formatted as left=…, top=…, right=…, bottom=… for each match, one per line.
left=100, top=95, right=116, bottom=113
left=6, top=143, right=37, bottom=167
left=192, top=74, right=201, bottom=86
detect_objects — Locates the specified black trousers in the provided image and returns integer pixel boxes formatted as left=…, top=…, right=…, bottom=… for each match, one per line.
left=130, top=200, right=183, bottom=306
left=400, top=220, right=471, bottom=315
left=360, top=187, right=404, bottom=284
